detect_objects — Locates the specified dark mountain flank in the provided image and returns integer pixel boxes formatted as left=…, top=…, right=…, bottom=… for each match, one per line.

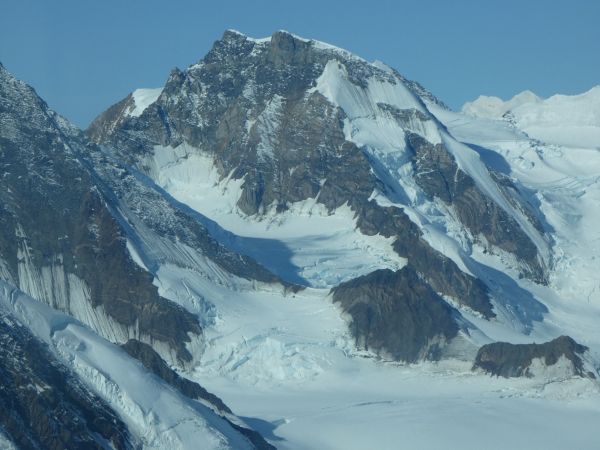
left=0, top=309, right=133, bottom=450
left=332, top=267, right=460, bottom=362
left=0, top=63, right=203, bottom=364
left=85, top=30, right=558, bottom=361
left=474, top=336, right=594, bottom=378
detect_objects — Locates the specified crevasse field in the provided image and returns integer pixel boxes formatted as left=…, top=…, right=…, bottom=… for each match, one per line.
left=2, top=31, right=599, bottom=449
left=119, top=63, right=600, bottom=448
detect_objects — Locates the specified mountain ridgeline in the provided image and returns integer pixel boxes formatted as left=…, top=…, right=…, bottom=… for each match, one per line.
left=0, top=62, right=202, bottom=365
left=0, top=29, right=594, bottom=450
left=0, top=61, right=285, bottom=449
left=88, top=30, right=552, bottom=355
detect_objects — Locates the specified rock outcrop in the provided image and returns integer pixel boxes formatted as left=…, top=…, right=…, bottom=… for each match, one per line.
left=87, top=30, right=513, bottom=321
left=0, top=63, right=203, bottom=364
left=474, top=336, right=594, bottom=378
left=0, top=310, right=133, bottom=450
left=331, top=267, right=460, bottom=362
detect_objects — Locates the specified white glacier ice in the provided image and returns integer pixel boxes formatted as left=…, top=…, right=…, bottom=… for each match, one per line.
left=0, top=281, right=255, bottom=450
left=128, top=87, right=163, bottom=117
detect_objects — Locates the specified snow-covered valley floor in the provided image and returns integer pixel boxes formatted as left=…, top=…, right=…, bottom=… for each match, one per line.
left=201, top=363, right=600, bottom=450
left=97, top=69, right=600, bottom=449
left=138, top=96, right=600, bottom=448
left=153, top=256, right=600, bottom=450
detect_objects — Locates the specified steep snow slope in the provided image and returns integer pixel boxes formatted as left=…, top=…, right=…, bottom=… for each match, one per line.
left=129, top=88, right=163, bottom=117
left=22, top=29, right=598, bottom=449
left=434, top=97, right=600, bottom=308
left=0, top=281, right=259, bottom=450
left=311, top=55, right=550, bottom=269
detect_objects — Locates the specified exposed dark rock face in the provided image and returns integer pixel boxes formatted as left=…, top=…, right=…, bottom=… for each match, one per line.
left=86, top=93, right=136, bottom=143
left=474, top=336, right=593, bottom=378
left=355, top=201, right=495, bottom=318
left=82, top=147, right=293, bottom=288
left=0, top=62, right=201, bottom=363
left=0, top=310, right=133, bottom=450
left=121, top=339, right=276, bottom=450
left=331, top=267, right=460, bottom=362
left=88, top=30, right=499, bottom=320
left=407, top=132, right=546, bottom=283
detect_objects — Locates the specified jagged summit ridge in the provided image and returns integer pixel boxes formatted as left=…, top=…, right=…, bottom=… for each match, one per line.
left=87, top=28, right=555, bottom=363
left=222, top=28, right=368, bottom=60
left=220, top=28, right=445, bottom=111
left=462, top=90, right=542, bottom=118
left=2, top=29, right=600, bottom=450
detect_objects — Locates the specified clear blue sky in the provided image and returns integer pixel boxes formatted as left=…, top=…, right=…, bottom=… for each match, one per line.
left=1, top=0, right=598, bottom=127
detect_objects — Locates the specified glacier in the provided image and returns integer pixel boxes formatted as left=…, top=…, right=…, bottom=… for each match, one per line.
left=1, top=29, right=600, bottom=450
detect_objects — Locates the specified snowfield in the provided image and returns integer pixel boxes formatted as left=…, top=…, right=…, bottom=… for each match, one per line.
left=461, top=87, right=600, bottom=149
left=119, top=48, right=600, bottom=449
left=0, top=281, right=257, bottom=450
left=201, top=363, right=600, bottom=450
left=128, top=88, right=163, bottom=117
left=3, top=30, right=600, bottom=449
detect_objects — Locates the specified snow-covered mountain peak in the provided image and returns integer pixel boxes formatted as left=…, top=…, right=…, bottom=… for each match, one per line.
left=3, top=29, right=600, bottom=449
left=462, top=85, right=600, bottom=148
left=461, top=90, right=542, bottom=119
left=513, top=89, right=542, bottom=102
left=221, top=28, right=367, bottom=62
left=89, top=28, right=553, bottom=326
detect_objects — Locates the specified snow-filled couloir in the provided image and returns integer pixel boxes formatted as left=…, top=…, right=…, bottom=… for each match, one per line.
left=1, top=28, right=600, bottom=450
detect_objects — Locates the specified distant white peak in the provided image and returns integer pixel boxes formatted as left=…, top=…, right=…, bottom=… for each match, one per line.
left=543, top=85, right=600, bottom=105
left=463, top=85, right=600, bottom=148
left=511, top=85, right=600, bottom=147
left=128, top=87, right=163, bottom=117
left=462, top=90, right=542, bottom=119
left=511, top=90, right=542, bottom=103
